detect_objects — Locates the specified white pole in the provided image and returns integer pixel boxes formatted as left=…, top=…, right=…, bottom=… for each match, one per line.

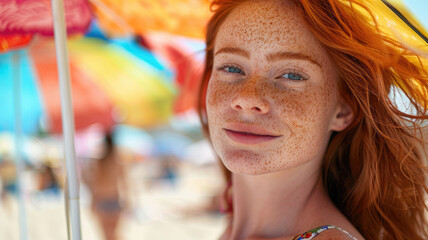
left=12, top=50, right=28, bottom=240
left=50, top=0, right=82, bottom=239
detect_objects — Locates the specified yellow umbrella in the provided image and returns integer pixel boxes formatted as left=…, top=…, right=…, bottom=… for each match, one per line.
left=352, top=0, right=428, bottom=55
left=67, top=37, right=177, bottom=127
left=357, top=0, right=428, bottom=103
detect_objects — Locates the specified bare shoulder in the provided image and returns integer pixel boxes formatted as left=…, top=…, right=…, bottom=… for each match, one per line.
left=315, top=228, right=359, bottom=240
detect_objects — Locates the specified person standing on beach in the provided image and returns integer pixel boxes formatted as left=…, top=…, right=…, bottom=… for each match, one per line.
left=83, top=133, right=130, bottom=240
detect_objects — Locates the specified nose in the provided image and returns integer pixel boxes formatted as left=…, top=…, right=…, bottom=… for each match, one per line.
left=230, top=80, right=270, bottom=114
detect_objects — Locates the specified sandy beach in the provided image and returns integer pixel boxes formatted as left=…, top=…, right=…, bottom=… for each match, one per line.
left=0, top=161, right=227, bottom=240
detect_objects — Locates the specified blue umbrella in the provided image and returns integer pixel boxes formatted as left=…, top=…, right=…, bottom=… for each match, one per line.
left=0, top=50, right=45, bottom=134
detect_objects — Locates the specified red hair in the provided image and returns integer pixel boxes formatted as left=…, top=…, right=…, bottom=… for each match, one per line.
left=198, top=0, right=428, bottom=239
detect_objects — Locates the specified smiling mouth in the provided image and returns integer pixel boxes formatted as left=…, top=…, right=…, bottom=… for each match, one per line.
left=224, top=129, right=281, bottom=145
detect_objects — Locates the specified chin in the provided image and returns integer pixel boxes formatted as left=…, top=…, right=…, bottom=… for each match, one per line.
left=225, top=163, right=273, bottom=176
left=219, top=150, right=287, bottom=176
left=218, top=146, right=320, bottom=177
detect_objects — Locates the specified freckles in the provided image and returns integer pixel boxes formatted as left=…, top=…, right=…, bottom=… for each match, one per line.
left=210, top=0, right=342, bottom=176
left=274, top=90, right=309, bottom=120
left=207, top=81, right=230, bottom=107
left=224, top=151, right=262, bottom=174
left=207, top=82, right=230, bottom=134
left=224, top=2, right=300, bottom=49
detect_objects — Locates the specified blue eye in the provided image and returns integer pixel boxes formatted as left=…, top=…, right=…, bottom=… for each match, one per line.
left=225, top=66, right=243, bottom=74
left=281, top=72, right=305, bottom=81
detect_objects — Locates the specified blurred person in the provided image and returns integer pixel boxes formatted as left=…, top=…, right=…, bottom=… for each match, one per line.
left=198, top=0, right=428, bottom=239
left=158, top=155, right=179, bottom=187
left=82, top=132, right=130, bottom=240
left=37, top=163, right=61, bottom=196
left=0, top=156, right=17, bottom=212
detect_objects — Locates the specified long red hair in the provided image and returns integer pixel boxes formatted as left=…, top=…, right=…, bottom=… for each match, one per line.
left=198, top=0, right=428, bottom=239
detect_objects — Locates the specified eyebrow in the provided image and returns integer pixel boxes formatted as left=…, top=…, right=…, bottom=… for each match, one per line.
left=214, top=47, right=321, bottom=68
left=267, top=51, right=321, bottom=68
left=214, top=47, right=250, bottom=58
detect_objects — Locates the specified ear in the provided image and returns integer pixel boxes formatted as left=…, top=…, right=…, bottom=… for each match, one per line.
left=330, top=100, right=354, bottom=132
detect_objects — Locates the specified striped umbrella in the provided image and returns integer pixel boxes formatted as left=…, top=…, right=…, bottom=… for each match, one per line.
left=1, top=36, right=176, bottom=134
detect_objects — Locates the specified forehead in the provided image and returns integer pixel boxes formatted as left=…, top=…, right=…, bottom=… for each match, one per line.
left=214, top=0, right=329, bottom=63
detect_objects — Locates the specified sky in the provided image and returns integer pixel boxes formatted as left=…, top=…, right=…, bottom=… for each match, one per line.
left=403, top=0, right=428, bottom=30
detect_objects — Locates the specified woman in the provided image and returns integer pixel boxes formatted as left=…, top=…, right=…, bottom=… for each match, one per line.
left=83, top=133, right=129, bottom=240
left=198, top=0, right=428, bottom=239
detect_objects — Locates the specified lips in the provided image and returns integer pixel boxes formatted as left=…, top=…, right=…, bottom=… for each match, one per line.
left=224, top=124, right=281, bottom=145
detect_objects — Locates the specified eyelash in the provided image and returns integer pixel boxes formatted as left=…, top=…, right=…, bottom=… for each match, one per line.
left=216, top=64, right=308, bottom=81
left=278, top=70, right=308, bottom=81
left=216, top=64, right=245, bottom=75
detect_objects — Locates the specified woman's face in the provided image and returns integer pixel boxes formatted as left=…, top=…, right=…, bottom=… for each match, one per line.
left=206, top=0, right=348, bottom=175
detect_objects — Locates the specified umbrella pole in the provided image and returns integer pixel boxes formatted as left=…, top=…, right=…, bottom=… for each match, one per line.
left=12, top=50, right=28, bottom=240
left=50, top=0, right=82, bottom=239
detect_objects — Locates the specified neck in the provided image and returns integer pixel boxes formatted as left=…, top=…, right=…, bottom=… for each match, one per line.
left=225, top=162, right=330, bottom=240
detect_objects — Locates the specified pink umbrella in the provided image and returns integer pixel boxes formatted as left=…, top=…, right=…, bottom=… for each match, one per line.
left=0, top=0, right=91, bottom=36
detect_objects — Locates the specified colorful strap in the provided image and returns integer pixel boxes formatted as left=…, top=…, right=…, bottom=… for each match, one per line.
left=291, top=225, right=358, bottom=240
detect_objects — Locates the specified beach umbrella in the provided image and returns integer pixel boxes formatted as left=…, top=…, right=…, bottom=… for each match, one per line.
left=89, top=0, right=211, bottom=39
left=358, top=0, right=428, bottom=107
left=0, top=35, right=176, bottom=135
left=0, top=39, right=115, bottom=135
left=85, top=0, right=209, bottom=114
left=1, top=0, right=92, bottom=239
left=0, top=0, right=91, bottom=36
left=357, top=0, right=428, bottom=62
left=67, top=36, right=176, bottom=128
left=0, top=50, right=45, bottom=135
left=1, top=30, right=175, bottom=240
left=143, top=33, right=205, bottom=113
left=63, top=0, right=208, bottom=115
left=0, top=35, right=33, bottom=51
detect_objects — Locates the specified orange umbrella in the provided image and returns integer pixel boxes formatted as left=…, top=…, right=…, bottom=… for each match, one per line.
left=0, top=35, right=33, bottom=52
left=90, top=0, right=211, bottom=38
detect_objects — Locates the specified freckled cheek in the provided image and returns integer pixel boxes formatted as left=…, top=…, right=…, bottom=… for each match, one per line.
left=271, top=92, right=312, bottom=122
left=206, top=81, right=231, bottom=123
left=272, top=87, right=334, bottom=125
